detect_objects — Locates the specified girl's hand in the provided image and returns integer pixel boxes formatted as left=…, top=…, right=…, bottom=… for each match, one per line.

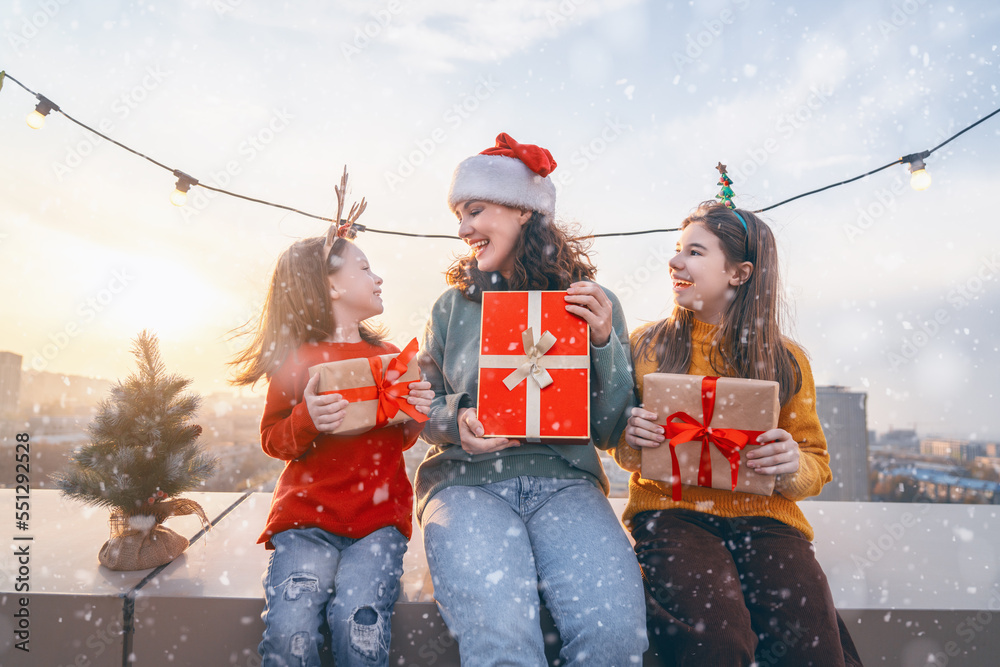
left=457, top=407, right=520, bottom=454
left=565, top=281, right=613, bottom=347
left=406, top=381, right=435, bottom=415
left=625, top=407, right=664, bottom=449
left=746, top=428, right=800, bottom=475
left=303, top=372, right=350, bottom=433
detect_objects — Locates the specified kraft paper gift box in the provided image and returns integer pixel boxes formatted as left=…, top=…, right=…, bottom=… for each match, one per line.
left=477, top=291, right=591, bottom=444
left=640, top=373, right=779, bottom=500
left=308, top=338, right=428, bottom=436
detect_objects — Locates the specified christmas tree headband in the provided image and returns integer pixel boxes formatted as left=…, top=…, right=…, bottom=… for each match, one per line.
left=322, top=166, right=367, bottom=260
left=715, top=162, right=748, bottom=232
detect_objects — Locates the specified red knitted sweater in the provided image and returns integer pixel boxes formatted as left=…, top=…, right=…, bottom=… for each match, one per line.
left=257, top=339, right=418, bottom=548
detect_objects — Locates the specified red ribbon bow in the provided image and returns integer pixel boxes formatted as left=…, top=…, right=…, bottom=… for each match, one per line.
left=480, top=132, right=557, bottom=177
left=333, top=338, right=429, bottom=429
left=661, top=376, right=764, bottom=501
left=335, top=222, right=354, bottom=239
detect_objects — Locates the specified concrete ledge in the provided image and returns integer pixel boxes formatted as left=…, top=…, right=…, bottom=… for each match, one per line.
left=0, top=490, right=248, bottom=667
left=3, top=491, right=1000, bottom=666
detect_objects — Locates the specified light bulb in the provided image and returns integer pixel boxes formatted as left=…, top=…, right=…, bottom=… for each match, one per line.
left=170, top=170, right=198, bottom=207
left=25, top=96, right=57, bottom=130
left=909, top=168, right=931, bottom=191
left=26, top=109, right=46, bottom=129
left=905, top=154, right=932, bottom=192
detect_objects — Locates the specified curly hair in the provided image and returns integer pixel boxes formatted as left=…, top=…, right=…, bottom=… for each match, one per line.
left=445, top=211, right=597, bottom=301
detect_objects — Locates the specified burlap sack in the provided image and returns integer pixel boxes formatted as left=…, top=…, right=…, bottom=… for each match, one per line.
left=98, top=499, right=209, bottom=571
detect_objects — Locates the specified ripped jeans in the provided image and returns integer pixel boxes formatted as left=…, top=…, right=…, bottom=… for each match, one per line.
left=259, top=526, right=406, bottom=667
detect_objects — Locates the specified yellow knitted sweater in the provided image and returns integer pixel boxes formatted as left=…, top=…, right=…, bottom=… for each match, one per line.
left=610, top=319, right=832, bottom=541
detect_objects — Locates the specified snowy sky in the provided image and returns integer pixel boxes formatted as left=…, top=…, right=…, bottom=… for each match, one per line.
left=1, top=0, right=998, bottom=439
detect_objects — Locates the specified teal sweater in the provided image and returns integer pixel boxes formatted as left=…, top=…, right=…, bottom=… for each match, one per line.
left=414, top=286, right=635, bottom=523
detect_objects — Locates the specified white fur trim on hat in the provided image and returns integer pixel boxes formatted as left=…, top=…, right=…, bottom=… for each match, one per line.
left=447, top=154, right=556, bottom=217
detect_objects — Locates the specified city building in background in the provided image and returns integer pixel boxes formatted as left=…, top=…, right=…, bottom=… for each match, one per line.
left=0, top=352, right=280, bottom=493
left=813, top=385, right=870, bottom=502
left=0, top=351, right=21, bottom=417
left=920, top=438, right=993, bottom=462
left=6, top=349, right=999, bottom=505
left=875, top=428, right=920, bottom=451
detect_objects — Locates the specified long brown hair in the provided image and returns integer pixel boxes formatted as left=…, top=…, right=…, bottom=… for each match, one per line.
left=445, top=211, right=597, bottom=301
left=229, top=236, right=387, bottom=386
left=632, top=202, right=802, bottom=405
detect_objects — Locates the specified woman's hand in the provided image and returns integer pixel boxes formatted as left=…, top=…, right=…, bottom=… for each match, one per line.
left=406, top=380, right=435, bottom=415
left=746, top=428, right=800, bottom=475
left=625, top=407, right=664, bottom=449
left=565, top=281, right=613, bottom=347
left=457, top=407, right=519, bottom=454
left=303, top=372, right=350, bottom=433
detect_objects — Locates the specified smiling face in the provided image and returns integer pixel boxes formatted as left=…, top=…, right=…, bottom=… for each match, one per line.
left=668, top=222, right=746, bottom=324
left=454, top=200, right=531, bottom=277
left=327, top=242, right=384, bottom=324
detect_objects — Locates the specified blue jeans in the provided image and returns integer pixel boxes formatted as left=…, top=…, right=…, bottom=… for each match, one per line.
left=259, top=526, right=407, bottom=667
left=422, top=476, right=648, bottom=666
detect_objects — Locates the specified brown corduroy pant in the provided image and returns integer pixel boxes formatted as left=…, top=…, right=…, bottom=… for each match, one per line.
left=632, top=509, right=863, bottom=667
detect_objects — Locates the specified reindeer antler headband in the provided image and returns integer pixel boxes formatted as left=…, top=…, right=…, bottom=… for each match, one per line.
left=322, top=166, right=368, bottom=259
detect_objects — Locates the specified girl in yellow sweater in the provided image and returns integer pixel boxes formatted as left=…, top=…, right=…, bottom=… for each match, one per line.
left=612, top=202, right=863, bottom=666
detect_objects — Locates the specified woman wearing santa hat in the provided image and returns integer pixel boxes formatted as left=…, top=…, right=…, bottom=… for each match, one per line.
left=414, top=133, right=647, bottom=665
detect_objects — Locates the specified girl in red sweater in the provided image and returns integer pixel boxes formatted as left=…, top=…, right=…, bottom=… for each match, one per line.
left=232, top=228, right=433, bottom=667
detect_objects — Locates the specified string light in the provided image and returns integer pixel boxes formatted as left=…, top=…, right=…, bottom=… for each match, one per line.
left=904, top=151, right=932, bottom=191
left=171, top=170, right=198, bottom=207
left=26, top=95, right=58, bottom=130
left=2, top=71, right=999, bottom=238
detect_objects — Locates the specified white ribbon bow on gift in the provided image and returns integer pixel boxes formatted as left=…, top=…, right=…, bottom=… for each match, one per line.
left=502, top=328, right=558, bottom=391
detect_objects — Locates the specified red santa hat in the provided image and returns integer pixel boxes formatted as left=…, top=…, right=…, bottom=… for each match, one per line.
left=447, top=133, right=558, bottom=220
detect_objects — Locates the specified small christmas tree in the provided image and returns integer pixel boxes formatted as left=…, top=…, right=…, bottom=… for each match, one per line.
left=715, top=161, right=736, bottom=209
left=54, top=330, right=217, bottom=570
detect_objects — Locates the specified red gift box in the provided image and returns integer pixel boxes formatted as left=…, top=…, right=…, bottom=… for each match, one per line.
left=477, top=291, right=590, bottom=443
left=640, top=374, right=778, bottom=500
left=308, top=338, right=429, bottom=436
